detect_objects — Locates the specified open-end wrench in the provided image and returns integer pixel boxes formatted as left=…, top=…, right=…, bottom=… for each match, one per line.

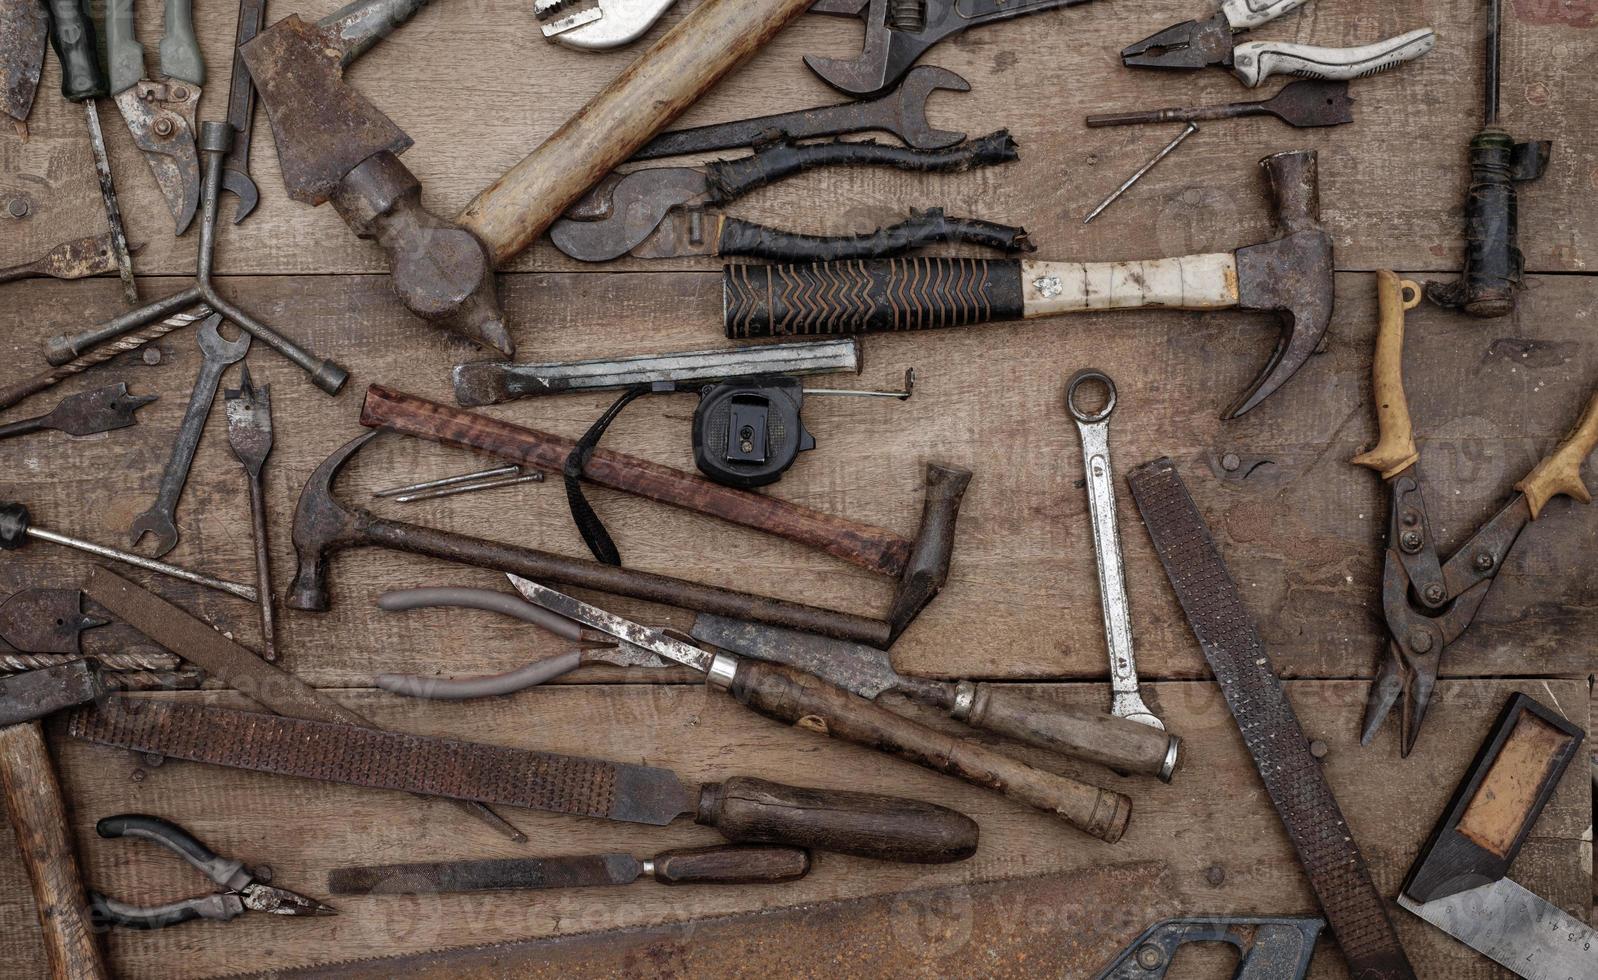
left=1067, top=370, right=1164, bottom=731
left=130, top=314, right=251, bottom=558
left=219, top=0, right=267, bottom=221
left=630, top=65, right=970, bottom=160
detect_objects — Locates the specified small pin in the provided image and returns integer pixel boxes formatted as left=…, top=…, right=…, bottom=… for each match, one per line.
left=1085, top=122, right=1199, bottom=225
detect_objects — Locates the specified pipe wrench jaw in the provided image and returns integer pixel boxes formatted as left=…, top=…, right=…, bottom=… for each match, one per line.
left=1120, top=13, right=1234, bottom=69
left=534, top=0, right=678, bottom=50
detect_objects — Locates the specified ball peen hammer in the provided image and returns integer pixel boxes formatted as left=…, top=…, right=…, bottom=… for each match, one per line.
left=242, top=0, right=815, bottom=355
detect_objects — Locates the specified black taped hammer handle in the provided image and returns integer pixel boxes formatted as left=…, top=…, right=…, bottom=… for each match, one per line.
left=0, top=722, right=109, bottom=979
left=959, top=685, right=1181, bottom=781
left=696, top=776, right=978, bottom=864
left=725, top=662, right=1132, bottom=842
left=725, top=258, right=1026, bottom=338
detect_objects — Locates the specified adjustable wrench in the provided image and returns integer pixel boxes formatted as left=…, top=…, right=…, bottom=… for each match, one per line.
left=631, top=65, right=970, bottom=160
left=130, top=315, right=251, bottom=558
left=1067, top=370, right=1163, bottom=731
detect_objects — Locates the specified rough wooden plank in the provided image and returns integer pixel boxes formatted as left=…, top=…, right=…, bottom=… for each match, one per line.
left=0, top=272, right=1590, bottom=690
left=0, top=0, right=1592, bottom=285
left=0, top=678, right=1582, bottom=978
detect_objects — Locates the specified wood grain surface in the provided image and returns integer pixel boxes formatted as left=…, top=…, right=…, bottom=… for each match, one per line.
left=0, top=0, right=1593, bottom=977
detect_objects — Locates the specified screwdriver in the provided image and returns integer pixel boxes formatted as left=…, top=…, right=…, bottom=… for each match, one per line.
left=0, top=502, right=257, bottom=601
left=44, top=0, right=138, bottom=305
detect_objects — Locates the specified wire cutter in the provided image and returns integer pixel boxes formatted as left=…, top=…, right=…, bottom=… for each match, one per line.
left=1121, top=0, right=1436, bottom=88
left=88, top=814, right=335, bottom=929
left=1353, top=272, right=1598, bottom=756
left=106, top=0, right=203, bottom=233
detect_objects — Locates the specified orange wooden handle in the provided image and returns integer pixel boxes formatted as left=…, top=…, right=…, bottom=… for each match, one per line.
left=0, top=722, right=108, bottom=980
left=1516, top=388, right=1598, bottom=519
left=1351, top=271, right=1421, bottom=478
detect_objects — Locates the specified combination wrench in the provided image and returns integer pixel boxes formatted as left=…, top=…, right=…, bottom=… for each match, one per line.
left=1067, top=370, right=1164, bottom=731
left=130, top=314, right=251, bottom=558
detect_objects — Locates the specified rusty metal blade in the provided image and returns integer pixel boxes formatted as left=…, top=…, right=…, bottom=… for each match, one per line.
left=224, top=364, right=273, bottom=474
left=0, top=588, right=105, bottom=653
left=328, top=853, right=643, bottom=894
left=225, top=863, right=1175, bottom=979
left=0, top=0, right=46, bottom=135
left=0, top=234, right=135, bottom=284
left=113, top=83, right=202, bottom=234
left=68, top=697, right=700, bottom=826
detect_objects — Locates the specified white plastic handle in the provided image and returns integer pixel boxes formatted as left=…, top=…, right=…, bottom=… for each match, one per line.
left=1232, top=27, right=1437, bottom=88
left=1221, top=0, right=1311, bottom=31
left=1019, top=254, right=1240, bottom=318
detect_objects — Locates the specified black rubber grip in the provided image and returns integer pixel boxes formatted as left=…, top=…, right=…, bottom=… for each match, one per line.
left=0, top=502, right=30, bottom=549
left=45, top=0, right=106, bottom=102
left=97, top=814, right=220, bottom=868
left=89, top=892, right=206, bottom=930
left=703, top=131, right=1019, bottom=204
left=1425, top=131, right=1551, bottom=318
left=723, top=257, right=1025, bottom=338
left=717, top=209, right=1033, bottom=263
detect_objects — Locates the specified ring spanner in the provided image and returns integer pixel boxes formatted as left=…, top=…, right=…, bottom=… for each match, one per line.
left=1068, top=370, right=1163, bottom=731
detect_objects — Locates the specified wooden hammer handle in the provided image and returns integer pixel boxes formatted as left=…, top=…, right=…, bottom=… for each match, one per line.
left=360, top=384, right=914, bottom=577
left=728, top=661, right=1131, bottom=842
left=457, top=0, right=815, bottom=264
left=0, top=722, right=108, bottom=980
left=1350, top=271, right=1422, bottom=479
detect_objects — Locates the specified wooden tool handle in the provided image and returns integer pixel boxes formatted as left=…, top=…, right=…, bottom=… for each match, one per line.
left=458, top=0, right=815, bottom=264
left=0, top=722, right=108, bottom=980
left=728, top=662, right=1131, bottom=842
left=360, top=384, right=913, bottom=577
left=1351, top=271, right=1421, bottom=478
left=651, top=845, right=811, bottom=885
left=723, top=258, right=1026, bottom=339
left=1516, top=388, right=1598, bottom=519
left=963, top=685, right=1180, bottom=781
left=696, top=776, right=978, bottom=864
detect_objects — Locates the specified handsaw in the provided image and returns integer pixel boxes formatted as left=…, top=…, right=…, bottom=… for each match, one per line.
left=222, top=862, right=1175, bottom=979
left=0, top=0, right=47, bottom=139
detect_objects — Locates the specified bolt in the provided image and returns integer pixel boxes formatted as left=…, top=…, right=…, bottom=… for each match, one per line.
left=1474, top=552, right=1494, bottom=572
left=255, top=864, right=273, bottom=883
left=1407, top=629, right=1434, bottom=654
left=6, top=197, right=30, bottom=218
left=130, top=768, right=146, bottom=783
left=1135, top=944, right=1165, bottom=970
left=142, top=347, right=162, bottom=366
left=141, top=752, right=166, bottom=768
left=1400, top=511, right=1419, bottom=527
left=1424, top=584, right=1446, bottom=605
left=1400, top=530, right=1424, bottom=553
left=1310, top=740, right=1329, bottom=759
left=1204, top=865, right=1225, bottom=887
left=154, top=117, right=174, bottom=137
left=171, top=86, right=189, bottom=101
left=1221, top=453, right=1241, bottom=472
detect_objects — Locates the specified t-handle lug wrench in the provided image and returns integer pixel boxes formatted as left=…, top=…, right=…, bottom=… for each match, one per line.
left=1068, top=370, right=1163, bottom=730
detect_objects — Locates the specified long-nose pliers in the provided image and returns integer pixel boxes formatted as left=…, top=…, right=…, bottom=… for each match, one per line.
left=1353, top=272, right=1598, bottom=756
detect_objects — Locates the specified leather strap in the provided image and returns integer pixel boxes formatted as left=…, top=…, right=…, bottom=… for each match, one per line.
left=1126, top=458, right=1415, bottom=980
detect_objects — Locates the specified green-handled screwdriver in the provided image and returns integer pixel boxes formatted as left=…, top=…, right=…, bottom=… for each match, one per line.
left=44, top=0, right=139, bottom=305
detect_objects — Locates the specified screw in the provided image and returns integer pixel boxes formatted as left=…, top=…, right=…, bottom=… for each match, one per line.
left=1310, top=740, right=1329, bottom=759
left=1135, top=944, right=1165, bottom=970
left=130, top=769, right=146, bottom=783
left=6, top=197, right=30, bottom=218
left=153, top=117, right=174, bottom=137
left=255, top=865, right=273, bottom=883
left=1407, top=629, right=1434, bottom=654
left=1221, top=453, right=1241, bottom=472
left=142, top=347, right=162, bottom=366
left=1474, top=552, right=1494, bottom=572
left=1400, top=530, right=1424, bottom=552
left=1204, top=865, right=1225, bottom=887
left=141, top=752, right=166, bottom=768
left=1424, top=584, right=1446, bottom=604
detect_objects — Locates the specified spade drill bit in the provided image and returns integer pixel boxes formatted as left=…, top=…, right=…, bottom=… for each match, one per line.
left=44, top=0, right=138, bottom=304
left=225, top=367, right=277, bottom=661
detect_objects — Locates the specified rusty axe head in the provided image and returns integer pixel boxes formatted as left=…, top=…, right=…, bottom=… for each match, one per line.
left=240, top=15, right=512, bottom=357
left=1228, top=150, right=1335, bottom=419
left=0, top=661, right=106, bottom=728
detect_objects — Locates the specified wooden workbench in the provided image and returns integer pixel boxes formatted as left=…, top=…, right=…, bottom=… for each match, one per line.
left=1, top=0, right=1592, bottom=976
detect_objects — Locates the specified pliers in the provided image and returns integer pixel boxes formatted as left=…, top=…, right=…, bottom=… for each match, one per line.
left=1121, top=0, right=1436, bottom=88
left=1353, top=272, right=1598, bottom=756
left=106, top=0, right=203, bottom=233
left=374, top=587, right=672, bottom=699
left=88, top=814, right=335, bottom=929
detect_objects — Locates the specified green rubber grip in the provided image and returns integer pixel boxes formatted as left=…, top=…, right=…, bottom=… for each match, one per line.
left=45, top=0, right=106, bottom=102
left=158, top=0, right=203, bottom=84
left=105, top=0, right=145, bottom=94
